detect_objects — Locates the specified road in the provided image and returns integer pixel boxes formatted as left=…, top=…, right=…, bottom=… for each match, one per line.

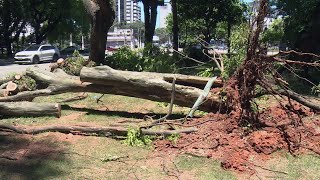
left=0, top=63, right=50, bottom=78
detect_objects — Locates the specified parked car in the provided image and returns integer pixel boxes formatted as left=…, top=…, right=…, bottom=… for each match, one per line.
left=14, top=44, right=60, bottom=64
left=60, top=46, right=90, bottom=59
left=60, top=46, right=79, bottom=59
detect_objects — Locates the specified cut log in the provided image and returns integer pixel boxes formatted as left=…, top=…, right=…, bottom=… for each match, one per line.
left=0, top=102, right=61, bottom=117
left=57, top=58, right=64, bottom=64
left=0, top=124, right=197, bottom=137
left=6, top=81, right=18, bottom=92
left=14, top=74, right=21, bottom=80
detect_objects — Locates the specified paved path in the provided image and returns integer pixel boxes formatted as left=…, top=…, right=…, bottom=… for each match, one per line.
left=0, top=62, right=50, bottom=78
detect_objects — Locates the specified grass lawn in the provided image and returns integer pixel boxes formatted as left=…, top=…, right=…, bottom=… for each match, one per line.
left=0, top=93, right=319, bottom=179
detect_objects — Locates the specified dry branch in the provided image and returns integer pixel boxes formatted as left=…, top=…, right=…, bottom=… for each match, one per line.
left=0, top=102, right=61, bottom=117
left=276, top=89, right=320, bottom=111
left=0, top=124, right=197, bottom=137
left=266, top=56, right=320, bottom=67
left=6, top=81, right=18, bottom=92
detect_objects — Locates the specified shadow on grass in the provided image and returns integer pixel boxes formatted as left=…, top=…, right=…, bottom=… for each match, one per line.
left=61, top=104, right=187, bottom=120
left=0, top=133, right=70, bottom=179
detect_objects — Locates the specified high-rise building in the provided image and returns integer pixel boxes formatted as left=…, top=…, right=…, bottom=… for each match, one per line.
left=115, top=0, right=141, bottom=24
left=159, top=3, right=171, bottom=28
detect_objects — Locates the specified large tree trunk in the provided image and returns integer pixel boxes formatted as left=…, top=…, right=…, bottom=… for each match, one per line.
left=172, top=0, right=179, bottom=51
left=0, top=67, right=223, bottom=112
left=0, top=102, right=61, bottom=117
left=83, top=0, right=115, bottom=65
left=143, top=0, right=158, bottom=44
left=143, top=0, right=152, bottom=44
left=80, top=66, right=224, bottom=112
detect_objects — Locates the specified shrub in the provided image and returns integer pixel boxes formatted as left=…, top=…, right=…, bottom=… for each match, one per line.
left=141, top=44, right=176, bottom=73
left=105, top=45, right=176, bottom=73
left=123, top=128, right=153, bottom=147
left=105, top=46, right=143, bottom=71
left=63, top=50, right=95, bottom=76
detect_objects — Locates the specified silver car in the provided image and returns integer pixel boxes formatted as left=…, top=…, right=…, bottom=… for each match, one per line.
left=14, top=44, right=60, bottom=64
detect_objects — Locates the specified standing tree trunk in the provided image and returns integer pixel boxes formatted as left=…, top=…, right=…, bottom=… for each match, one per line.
left=172, top=0, right=179, bottom=51
left=227, top=20, right=231, bottom=59
left=143, top=0, right=158, bottom=44
left=83, top=0, right=115, bottom=65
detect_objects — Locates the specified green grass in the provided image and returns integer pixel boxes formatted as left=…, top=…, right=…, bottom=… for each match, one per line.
left=175, top=155, right=237, bottom=180
left=1, top=93, right=320, bottom=179
left=270, top=153, right=320, bottom=180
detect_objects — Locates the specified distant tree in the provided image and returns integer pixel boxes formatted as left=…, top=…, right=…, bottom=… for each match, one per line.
left=0, top=0, right=27, bottom=55
left=177, top=0, right=231, bottom=43
left=47, top=0, right=91, bottom=46
left=155, top=27, right=170, bottom=43
left=262, top=18, right=284, bottom=45
left=224, top=0, right=247, bottom=58
left=276, top=0, right=320, bottom=79
left=276, top=0, right=320, bottom=50
left=166, top=13, right=205, bottom=46
left=166, top=0, right=245, bottom=49
left=26, top=0, right=73, bottom=44
left=82, top=0, right=115, bottom=65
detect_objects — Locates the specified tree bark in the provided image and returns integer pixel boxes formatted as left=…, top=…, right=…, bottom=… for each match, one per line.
left=0, top=124, right=197, bottom=137
left=83, top=0, right=115, bottom=65
left=227, top=20, right=231, bottom=59
left=172, top=0, right=179, bottom=51
left=143, top=0, right=158, bottom=44
left=143, top=0, right=152, bottom=44
left=80, top=66, right=224, bottom=112
left=0, top=102, right=61, bottom=117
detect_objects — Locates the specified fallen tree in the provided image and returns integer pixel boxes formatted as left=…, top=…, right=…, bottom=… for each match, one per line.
left=0, top=67, right=224, bottom=112
left=0, top=102, right=61, bottom=117
left=0, top=66, right=319, bottom=113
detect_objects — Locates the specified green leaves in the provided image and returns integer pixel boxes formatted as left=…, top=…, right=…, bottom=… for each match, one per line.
left=262, top=18, right=284, bottom=44
left=123, top=128, right=153, bottom=147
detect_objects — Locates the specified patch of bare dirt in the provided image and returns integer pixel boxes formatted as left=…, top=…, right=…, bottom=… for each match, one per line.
left=154, top=102, right=320, bottom=173
left=0, top=133, right=67, bottom=161
left=59, top=112, right=87, bottom=121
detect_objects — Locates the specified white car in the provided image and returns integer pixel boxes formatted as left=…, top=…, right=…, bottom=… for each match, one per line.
left=14, top=44, right=60, bottom=64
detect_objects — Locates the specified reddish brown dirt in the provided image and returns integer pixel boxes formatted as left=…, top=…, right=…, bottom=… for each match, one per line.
left=154, top=102, right=320, bottom=173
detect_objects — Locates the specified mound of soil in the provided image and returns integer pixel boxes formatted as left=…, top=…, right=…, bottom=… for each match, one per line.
left=154, top=102, right=320, bottom=172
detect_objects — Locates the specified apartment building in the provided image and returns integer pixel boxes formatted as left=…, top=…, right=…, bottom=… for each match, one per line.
left=115, top=0, right=141, bottom=24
